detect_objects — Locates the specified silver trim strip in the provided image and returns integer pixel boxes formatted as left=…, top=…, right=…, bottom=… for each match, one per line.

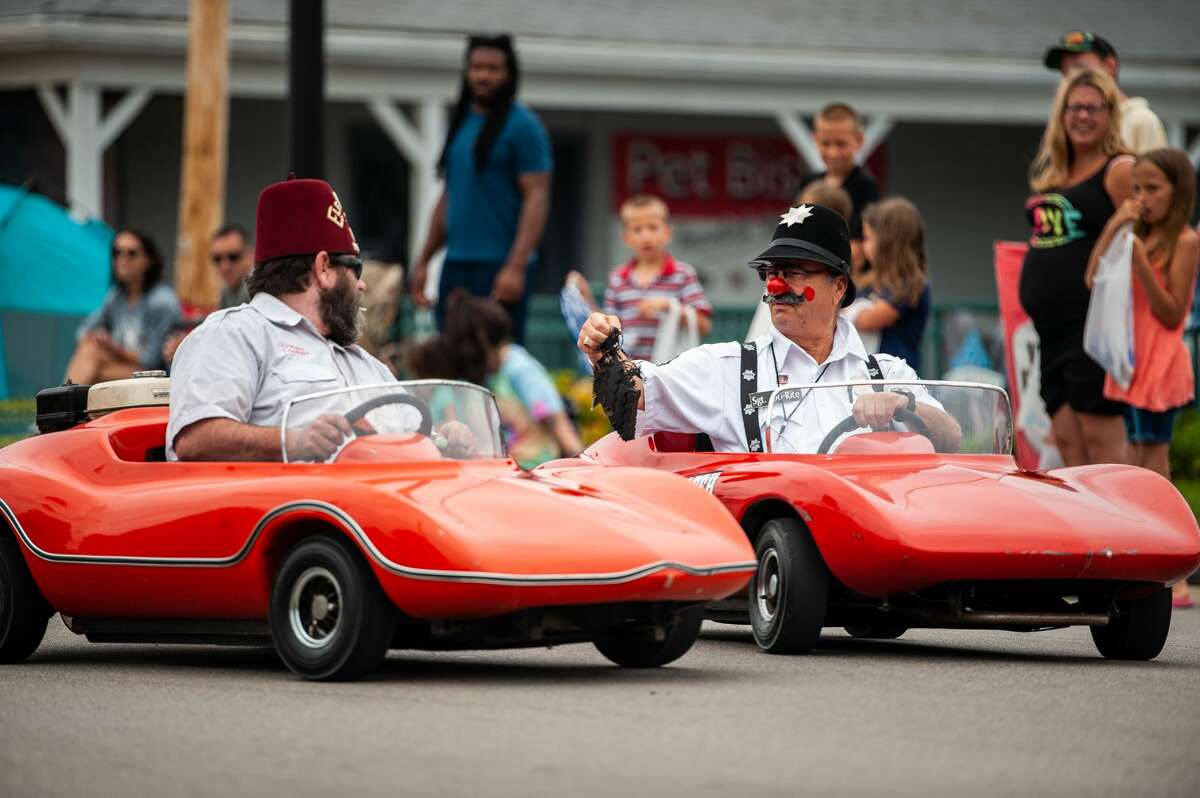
left=0, top=498, right=756, bottom=586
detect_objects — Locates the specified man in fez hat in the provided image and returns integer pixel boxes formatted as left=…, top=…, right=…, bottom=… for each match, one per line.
left=168, top=176, right=466, bottom=462
left=578, top=203, right=959, bottom=453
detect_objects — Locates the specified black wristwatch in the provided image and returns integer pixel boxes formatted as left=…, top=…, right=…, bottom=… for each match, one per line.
left=894, top=389, right=917, bottom=412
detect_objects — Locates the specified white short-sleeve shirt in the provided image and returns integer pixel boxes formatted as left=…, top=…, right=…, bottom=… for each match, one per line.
left=166, top=293, right=396, bottom=460
left=636, top=317, right=930, bottom=453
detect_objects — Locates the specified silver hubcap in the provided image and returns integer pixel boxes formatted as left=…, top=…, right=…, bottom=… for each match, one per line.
left=756, top=548, right=781, bottom=623
left=289, top=566, right=342, bottom=649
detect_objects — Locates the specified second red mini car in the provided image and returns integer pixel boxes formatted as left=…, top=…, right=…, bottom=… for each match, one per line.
left=563, top=379, right=1200, bottom=660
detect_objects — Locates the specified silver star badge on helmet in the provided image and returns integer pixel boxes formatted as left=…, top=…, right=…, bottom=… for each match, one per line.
left=780, top=204, right=814, bottom=227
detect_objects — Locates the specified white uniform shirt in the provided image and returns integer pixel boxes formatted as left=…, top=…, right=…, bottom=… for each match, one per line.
left=166, top=293, right=396, bottom=460
left=636, top=316, right=930, bottom=453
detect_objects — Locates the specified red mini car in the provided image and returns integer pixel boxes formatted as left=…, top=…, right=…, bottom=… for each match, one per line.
left=0, top=377, right=754, bottom=680
left=564, top=379, right=1200, bottom=660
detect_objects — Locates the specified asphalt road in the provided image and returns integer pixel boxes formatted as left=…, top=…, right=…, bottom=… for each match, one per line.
left=3, top=594, right=1198, bottom=798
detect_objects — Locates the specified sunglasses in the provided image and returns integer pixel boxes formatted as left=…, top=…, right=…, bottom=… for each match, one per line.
left=210, top=250, right=245, bottom=265
left=330, top=253, right=364, bottom=279
left=757, top=264, right=829, bottom=281
left=112, top=247, right=143, bottom=259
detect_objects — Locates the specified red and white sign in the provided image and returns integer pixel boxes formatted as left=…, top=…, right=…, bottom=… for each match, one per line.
left=995, top=241, right=1053, bottom=469
left=613, top=134, right=805, bottom=217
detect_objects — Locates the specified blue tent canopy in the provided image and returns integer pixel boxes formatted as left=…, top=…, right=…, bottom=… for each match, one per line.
left=0, top=184, right=113, bottom=313
left=0, top=183, right=114, bottom=397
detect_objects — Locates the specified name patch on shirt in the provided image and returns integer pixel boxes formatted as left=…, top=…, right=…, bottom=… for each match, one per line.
left=281, top=343, right=311, bottom=357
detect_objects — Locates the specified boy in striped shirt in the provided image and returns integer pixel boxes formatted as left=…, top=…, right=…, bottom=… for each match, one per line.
left=603, top=195, right=712, bottom=361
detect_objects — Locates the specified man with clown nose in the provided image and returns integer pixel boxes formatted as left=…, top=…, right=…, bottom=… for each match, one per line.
left=578, top=203, right=959, bottom=453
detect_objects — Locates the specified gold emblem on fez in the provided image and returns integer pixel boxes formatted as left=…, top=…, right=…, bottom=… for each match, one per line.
left=326, top=192, right=346, bottom=228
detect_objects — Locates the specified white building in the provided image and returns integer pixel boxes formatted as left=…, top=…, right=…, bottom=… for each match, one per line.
left=2, top=0, right=1198, bottom=308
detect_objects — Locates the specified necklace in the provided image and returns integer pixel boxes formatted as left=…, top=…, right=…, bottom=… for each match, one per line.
left=769, top=342, right=832, bottom=441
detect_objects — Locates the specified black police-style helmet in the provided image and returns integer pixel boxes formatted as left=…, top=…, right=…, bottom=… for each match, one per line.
left=747, top=203, right=856, bottom=306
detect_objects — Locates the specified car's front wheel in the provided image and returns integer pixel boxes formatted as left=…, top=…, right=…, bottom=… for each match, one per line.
left=749, top=518, right=828, bottom=654
left=1091, top=586, right=1172, bottom=661
left=0, top=533, right=52, bottom=664
left=270, top=537, right=394, bottom=681
left=593, top=605, right=704, bottom=667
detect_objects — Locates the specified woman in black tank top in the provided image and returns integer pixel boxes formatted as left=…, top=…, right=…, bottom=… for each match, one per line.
left=1018, top=67, right=1133, bottom=467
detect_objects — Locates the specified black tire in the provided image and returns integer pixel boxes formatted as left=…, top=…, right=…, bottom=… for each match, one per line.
left=270, top=537, right=395, bottom=681
left=844, top=623, right=907, bottom=640
left=0, top=533, right=52, bottom=664
left=749, top=518, right=828, bottom=654
left=1091, top=586, right=1172, bottom=661
left=593, top=604, right=704, bottom=668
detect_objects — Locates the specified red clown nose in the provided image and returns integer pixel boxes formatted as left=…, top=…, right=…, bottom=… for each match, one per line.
left=766, top=276, right=789, bottom=296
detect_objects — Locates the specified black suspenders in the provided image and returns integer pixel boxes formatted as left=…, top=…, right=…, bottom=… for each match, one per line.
left=740, top=342, right=762, bottom=452
left=740, top=346, right=885, bottom=452
left=865, top=354, right=884, bottom=384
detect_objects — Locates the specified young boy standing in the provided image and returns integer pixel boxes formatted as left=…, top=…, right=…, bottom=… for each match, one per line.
left=602, top=195, right=712, bottom=361
left=796, top=102, right=882, bottom=273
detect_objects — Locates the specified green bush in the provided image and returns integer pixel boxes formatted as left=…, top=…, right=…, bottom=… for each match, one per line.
left=1169, top=409, right=1200, bottom=481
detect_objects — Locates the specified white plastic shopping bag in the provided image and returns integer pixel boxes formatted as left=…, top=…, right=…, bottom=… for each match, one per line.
left=1083, top=225, right=1135, bottom=389
left=651, top=298, right=700, bottom=363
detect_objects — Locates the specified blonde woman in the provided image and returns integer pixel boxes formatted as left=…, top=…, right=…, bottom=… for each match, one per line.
left=853, top=197, right=931, bottom=372
left=1018, top=67, right=1134, bottom=467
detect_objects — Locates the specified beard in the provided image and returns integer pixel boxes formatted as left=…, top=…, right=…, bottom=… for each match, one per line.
left=319, top=271, right=363, bottom=347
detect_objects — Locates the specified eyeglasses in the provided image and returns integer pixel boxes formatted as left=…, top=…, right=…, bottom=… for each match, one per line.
left=210, top=250, right=245, bottom=265
left=757, top=264, right=829, bottom=282
left=330, top=254, right=363, bottom=279
left=1065, top=103, right=1109, bottom=117
left=112, top=247, right=143, bottom=259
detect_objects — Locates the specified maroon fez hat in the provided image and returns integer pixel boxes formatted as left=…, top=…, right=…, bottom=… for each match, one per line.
left=254, top=175, right=360, bottom=264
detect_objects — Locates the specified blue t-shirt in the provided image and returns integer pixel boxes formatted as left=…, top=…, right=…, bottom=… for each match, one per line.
left=875, top=282, right=931, bottom=373
left=444, top=102, right=552, bottom=263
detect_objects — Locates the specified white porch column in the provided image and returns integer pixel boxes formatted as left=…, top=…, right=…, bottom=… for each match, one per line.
left=366, top=97, right=448, bottom=265
left=774, top=111, right=823, bottom=173
left=36, top=82, right=153, bottom=220
left=858, top=115, right=895, bottom=164
left=1166, top=118, right=1186, bottom=148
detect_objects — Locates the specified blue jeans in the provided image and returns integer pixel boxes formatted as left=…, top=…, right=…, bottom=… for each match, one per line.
left=435, top=259, right=535, bottom=345
left=1124, top=405, right=1179, bottom=445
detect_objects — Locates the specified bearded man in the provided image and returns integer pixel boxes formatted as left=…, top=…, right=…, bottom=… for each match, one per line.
left=167, top=176, right=393, bottom=462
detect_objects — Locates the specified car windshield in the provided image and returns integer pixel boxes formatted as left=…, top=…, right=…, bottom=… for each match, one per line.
left=759, top=380, right=1012, bottom=456
left=281, top=380, right=506, bottom=463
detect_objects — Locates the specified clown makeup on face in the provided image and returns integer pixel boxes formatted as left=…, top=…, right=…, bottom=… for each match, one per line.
left=759, top=260, right=845, bottom=338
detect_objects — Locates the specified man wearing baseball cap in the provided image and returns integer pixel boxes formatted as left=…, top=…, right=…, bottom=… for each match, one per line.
left=167, top=177, right=396, bottom=461
left=1043, top=31, right=1167, bottom=154
left=577, top=204, right=959, bottom=454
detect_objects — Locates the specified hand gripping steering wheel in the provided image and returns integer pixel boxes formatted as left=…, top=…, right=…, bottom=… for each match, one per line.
left=342, top=393, right=434, bottom=438
left=816, top=407, right=932, bottom=455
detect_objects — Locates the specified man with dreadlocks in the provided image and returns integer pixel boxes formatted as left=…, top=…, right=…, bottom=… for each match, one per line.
left=409, top=33, right=553, bottom=344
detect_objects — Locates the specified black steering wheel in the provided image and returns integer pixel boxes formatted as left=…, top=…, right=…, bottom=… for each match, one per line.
left=816, top=407, right=932, bottom=455
left=343, top=393, right=434, bottom=437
